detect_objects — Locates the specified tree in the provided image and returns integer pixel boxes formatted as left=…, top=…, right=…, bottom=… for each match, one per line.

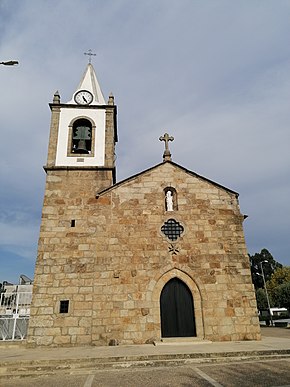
left=272, top=281, right=290, bottom=310
left=249, top=248, right=282, bottom=289
left=266, top=267, right=290, bottom=290
left=266, top=267, right=290, bottom=307
left=255, top=288, right=270, bottom=310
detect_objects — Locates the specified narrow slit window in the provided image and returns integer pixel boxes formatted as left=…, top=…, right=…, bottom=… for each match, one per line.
left=71, top=220, right=75, bottom=227
left=59, top=300, right=69, bottom=314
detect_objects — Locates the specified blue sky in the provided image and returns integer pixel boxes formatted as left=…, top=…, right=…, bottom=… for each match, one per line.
left=0, top=0, right=290, bottom=283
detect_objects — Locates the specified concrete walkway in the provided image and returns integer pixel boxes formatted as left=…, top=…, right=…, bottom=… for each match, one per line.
left=0, top=327, right=290, bottom=378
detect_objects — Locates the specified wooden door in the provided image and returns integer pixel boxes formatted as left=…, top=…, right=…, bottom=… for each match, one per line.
left=160, top=278, right=196, bottom=337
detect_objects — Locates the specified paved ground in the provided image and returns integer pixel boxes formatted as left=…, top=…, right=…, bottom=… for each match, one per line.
left=2, top=359, right=290, bottom=387
left=0, top=326, right=289, bottom=386
left=1, top=327, right=289, bottom=364
left=260, top=326, right=290, bottom=338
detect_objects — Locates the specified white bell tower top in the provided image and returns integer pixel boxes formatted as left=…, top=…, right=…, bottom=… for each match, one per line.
left=67, top=63, right=105, bottom=105
left=52, top=63, right=111, bottom=168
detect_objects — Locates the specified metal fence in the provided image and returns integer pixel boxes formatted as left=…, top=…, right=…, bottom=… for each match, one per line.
left=0, top=291, right=32, bottom=340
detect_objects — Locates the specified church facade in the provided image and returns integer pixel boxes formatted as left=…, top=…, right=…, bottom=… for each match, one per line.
left=27, top=64, right=261, bottom=346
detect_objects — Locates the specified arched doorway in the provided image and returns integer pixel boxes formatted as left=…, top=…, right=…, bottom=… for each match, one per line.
left=160, top=278, right=196, bottom=338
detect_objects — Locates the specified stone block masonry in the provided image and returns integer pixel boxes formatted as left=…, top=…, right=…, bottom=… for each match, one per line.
left=27, top=161, right=260, bottom=346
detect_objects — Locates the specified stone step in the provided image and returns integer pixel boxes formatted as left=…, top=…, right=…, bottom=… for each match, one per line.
left=1, top=350, right=290, bottom=380
left=156, top=338, right=212, bottom=345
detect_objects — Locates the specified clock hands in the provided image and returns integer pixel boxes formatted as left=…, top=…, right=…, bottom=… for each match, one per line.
left=74, top=90, right=93, bottom=105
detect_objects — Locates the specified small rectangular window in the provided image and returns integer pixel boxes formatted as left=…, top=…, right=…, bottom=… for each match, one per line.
left=71, top=220, right=75, bottom=227
left=59, top=300, right=69, bottom=313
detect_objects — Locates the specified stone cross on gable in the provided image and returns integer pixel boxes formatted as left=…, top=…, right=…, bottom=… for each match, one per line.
left=159, top=132, right=174, bottom=161
left=84, top=49, right=96, bottom=63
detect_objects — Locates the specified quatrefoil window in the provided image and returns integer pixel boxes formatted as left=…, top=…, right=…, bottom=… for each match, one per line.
left=161, top=219, right=184, bottom=241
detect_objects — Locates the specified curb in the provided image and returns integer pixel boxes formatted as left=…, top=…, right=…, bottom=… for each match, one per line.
left=1, top=349, right=290, bottom=379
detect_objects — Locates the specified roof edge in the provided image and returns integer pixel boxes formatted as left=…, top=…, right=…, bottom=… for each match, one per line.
left=96, top=160, right=239, bottom=198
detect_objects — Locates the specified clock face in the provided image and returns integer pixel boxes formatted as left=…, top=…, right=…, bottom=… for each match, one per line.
left=74, top=90, right=93, bottom=105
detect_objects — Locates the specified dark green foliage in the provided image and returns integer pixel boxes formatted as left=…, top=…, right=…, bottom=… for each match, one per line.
left=271, top=281, right=290, bottom=309
left=249, top=248, right=282, bottom=289
left=249, top=249, right=290, bottom=313
left=255, top=288, right=270, bottom=310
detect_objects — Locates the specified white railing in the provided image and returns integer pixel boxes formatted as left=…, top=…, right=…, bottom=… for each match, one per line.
left=0, top=292, right=32, bottom=341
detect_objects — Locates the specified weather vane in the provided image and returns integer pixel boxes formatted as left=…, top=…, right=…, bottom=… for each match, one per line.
left=84, top=49, right=96, bottom=64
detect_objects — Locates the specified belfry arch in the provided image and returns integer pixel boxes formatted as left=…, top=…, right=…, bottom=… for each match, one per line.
left=151, top=268, right=204, bottom=340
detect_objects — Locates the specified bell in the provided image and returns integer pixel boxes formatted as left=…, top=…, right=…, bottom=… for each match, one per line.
left=75, top=139, right=89, bottom=154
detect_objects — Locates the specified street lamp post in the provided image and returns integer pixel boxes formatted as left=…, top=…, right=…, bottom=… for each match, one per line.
left=0, top=60, right=19, bottom=66
left=259, top=260, right=274, bottom=326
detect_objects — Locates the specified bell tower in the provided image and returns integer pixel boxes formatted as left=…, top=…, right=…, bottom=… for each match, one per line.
left=27, top=63, right=118, bottom=346
left=46, top=62, right=117, bottom=185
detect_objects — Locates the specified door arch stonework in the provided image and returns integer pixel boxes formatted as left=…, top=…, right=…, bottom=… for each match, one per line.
left=151, top=268, right=204, bottom=340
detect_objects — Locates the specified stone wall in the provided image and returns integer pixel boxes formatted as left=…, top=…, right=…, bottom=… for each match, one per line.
left=27, top=162, right=260, bottom=346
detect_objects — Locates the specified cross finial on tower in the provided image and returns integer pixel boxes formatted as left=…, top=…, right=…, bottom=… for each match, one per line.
left=84, top=49, right=96, bottom=64
left=159, top=132, right=174, bottom=161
